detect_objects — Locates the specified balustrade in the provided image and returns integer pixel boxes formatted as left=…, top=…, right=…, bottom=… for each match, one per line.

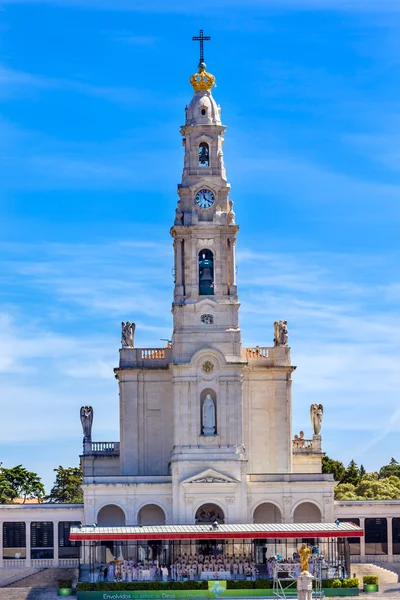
left=32, top=558, right=54, bottom=568
left=90, top=441, right=120, bottom=454
left=245, top=347, right=269, bottom=359
left=3, top=559, right=26, bottom=568
left=59, top=558, right=80, bottom=567
left=292, top=438, right=313, bottom=451
left=141, top=348, right=165, bottom=359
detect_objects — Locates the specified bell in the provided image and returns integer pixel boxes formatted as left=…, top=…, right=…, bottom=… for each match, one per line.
left=200, top=266, right=213, bottom=282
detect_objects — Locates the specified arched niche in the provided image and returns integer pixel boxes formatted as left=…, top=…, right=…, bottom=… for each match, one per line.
left=200, top=388, right=217, bottom=436
left=97, top=504, right=126, bottom=526
left=253, top=502, right=282, bottom=524
left=199, top=142, right=210, bottom=166
left=195, top=503, right=225, bottom=524
left=199, top=249, right=214, bottom=296
left=137, top=504, right=166, bottom=526
left=293, top=502, right=322, bottom=523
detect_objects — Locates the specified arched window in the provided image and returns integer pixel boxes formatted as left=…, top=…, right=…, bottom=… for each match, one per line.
left=199, top=142, right=209, bottom=167
left=199, top=249, right=214, bottom=295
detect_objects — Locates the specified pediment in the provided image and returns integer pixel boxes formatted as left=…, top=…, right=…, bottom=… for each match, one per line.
left=181, top=468, right=238, bottom=485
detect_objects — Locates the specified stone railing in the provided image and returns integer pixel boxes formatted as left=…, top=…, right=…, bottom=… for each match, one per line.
left=141, top=348, right=166, bottom=359
left=3, top=559, right=26, bottom=568
left=89, top=441, right=120, bottom=455
left=292, top=438, right=314, bottom=451
left=245, top=347, right=269, bottom=359
left=118, top=347, right=172, bottom=369
left=32, top=558, right=54, bottom=568
left=59, top=558, right=80, bottom=567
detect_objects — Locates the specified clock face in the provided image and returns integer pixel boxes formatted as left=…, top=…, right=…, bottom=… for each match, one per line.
left=195, top=188, right=215, bottom=209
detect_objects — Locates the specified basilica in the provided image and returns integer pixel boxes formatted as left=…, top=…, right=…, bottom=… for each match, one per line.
left=0, top=43, right=398, bottom=582
left=79, top=55, right=335, bottom=530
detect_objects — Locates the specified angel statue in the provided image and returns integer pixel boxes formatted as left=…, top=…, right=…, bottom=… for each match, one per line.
left=121, top=321, right=135, bottom=348
left=310, top=403, right=324, bottom=436
left=80, top=406, right=93, bottom=441
left=297, top=543, right=312, bottom=573
left=273, top=320, right=288, bottom=346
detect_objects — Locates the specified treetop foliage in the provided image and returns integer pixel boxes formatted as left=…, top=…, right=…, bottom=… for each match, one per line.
left=0, top=464, right=82, bottom=504
left=322, top=456, right=400, bottom=500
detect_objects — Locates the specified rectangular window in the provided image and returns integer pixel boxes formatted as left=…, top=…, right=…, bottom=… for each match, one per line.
left=3, top=522, right=26, bottom=559
left=339, top=519, right=361, bottom=555
left=365, top=518, right=387, bottom=555
left=31, top=522, right=54, bottom=559
left=393, top=518, right=400, bottom=555
left=58, top=522, right=80, bottom=558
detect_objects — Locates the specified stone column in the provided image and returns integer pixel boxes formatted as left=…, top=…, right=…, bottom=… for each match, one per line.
left=387, top=517, right=393, bottom=560
left=229, top=238, right=237, bottom=296
left=175, top=239, right=184, bottom=297
left=297, top=572, right=313, bottom=600
left=25, top=522, right=31, bottom=566
left=359, top=517, right=366, bottom=560
left=53, top=521, right=59, bottom=566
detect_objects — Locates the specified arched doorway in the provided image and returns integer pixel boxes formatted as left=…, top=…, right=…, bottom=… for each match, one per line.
left=137, top=504, right=166, bottom=525
left=195, top=503, right=225, bottom=524
left=97, top=504, right=126, bottom=526
left=253, top=503, right=282, bottom=524
left=293, top=502, right=322, bottom=523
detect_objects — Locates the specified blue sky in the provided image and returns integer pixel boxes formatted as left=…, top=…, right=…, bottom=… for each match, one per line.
left=1, top=0, right=400, bottom=491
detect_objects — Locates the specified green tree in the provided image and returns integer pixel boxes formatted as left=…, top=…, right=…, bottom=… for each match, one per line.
left=334, top=483, right=358, bottom=500
left=341, top=460, right=360, bottom=486
left=1, top=465, right=45, bottom=503
left=379, top=458, right=400, bottom=479
left=359, top=464, right=366, bottom=478
left=322, top=456, right=345, bottom=481
left=355, top=476, right=400, bottom=500
left=47, top=466, right=83, bottom=503
left=0, top=472, right=14, bottom=503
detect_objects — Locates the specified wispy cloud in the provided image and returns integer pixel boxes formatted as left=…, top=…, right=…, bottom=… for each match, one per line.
left=2, top=0, right=400, bottom=11
left=0, top=64, right=152, bottom=104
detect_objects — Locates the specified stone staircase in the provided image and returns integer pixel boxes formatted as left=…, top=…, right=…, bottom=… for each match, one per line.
left=0, top=567, right=40, bottom=588
left=5, top=567, right=78, bottom=588
left=350, top=563, right=399, bottom=586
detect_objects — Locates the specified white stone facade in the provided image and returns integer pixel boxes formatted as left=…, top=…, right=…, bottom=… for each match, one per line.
left=80, top=71, right=336, bottom=529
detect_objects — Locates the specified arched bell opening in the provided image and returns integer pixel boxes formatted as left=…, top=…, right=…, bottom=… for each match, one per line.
left=199, top=142, right=210, bottom=167
left=199, top=249, right=214, bottom=296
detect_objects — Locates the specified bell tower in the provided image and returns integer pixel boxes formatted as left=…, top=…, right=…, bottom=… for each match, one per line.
left=171, top=57, right=240, bottom=364
left=170, top=35, right=248, bottom=524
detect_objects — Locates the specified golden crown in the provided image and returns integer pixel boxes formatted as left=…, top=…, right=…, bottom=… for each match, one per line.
left=190, top=63, right=215, bottom=92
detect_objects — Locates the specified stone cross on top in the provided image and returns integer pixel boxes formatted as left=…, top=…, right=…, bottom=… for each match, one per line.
left=192, top=29, right=211, bottom=65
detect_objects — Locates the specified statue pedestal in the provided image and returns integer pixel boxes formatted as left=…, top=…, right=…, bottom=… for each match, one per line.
left=297, top=571, right=313, bottom=600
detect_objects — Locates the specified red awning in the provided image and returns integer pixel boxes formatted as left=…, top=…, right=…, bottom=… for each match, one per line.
left=70, top=522, right=363, bottom=542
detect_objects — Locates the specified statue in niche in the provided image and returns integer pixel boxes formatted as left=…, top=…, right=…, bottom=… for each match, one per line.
left=121, top=321, right=135, bottom=348
left=202, top=393, right=216, bottom=435
left=310, top=403, right=324, bottom=435
left=274, top=320, right=288, bottom=346
left=80, top=406, right=93, bottom=441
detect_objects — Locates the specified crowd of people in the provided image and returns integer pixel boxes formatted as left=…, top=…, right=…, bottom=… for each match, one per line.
left=94, top=546, right=340, bottom=583
left=95, top=553, right=260, bottom=582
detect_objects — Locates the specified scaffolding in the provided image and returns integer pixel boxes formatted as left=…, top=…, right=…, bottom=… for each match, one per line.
left=272, top=557, right=324, bottom=600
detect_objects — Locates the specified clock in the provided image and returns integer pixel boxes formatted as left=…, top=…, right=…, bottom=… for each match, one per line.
left=195, top=188, right=215, bottom=209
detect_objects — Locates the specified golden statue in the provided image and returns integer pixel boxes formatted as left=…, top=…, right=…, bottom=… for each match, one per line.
left=297, top=543, right=312, bottom=573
